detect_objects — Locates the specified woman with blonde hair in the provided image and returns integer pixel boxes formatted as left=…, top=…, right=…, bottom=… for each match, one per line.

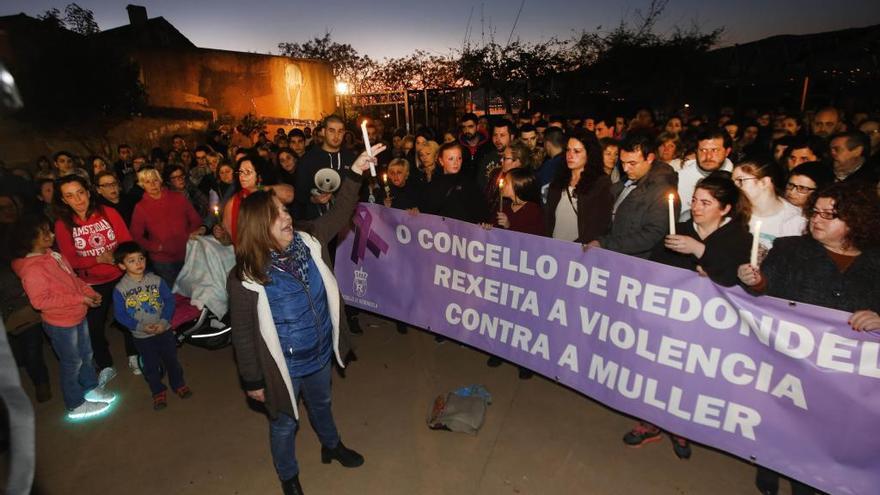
left=414, top=140, right=440, bottom=183
left=382, top=158, right=421, bottom=210
left=130, top=167, right=204, bottom=285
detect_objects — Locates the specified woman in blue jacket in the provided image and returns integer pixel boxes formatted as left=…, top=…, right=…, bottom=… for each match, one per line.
left=227, top=144, right=383, bottom=495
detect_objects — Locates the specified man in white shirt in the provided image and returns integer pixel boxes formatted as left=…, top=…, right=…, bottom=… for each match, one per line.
left=677, top=128, right=733, bottom=221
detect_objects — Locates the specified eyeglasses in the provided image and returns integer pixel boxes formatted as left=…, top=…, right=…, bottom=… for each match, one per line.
left=810, top=208, right=839, bottom=220
left=98, top=181, right=119, bottom=188
left=785, top=183, right=816, bottom=194
left=239, top=169, right=256, bottom=177
left=501, top=156, right=518, bottom=162
left=733, top=177, right=758, bottom=187
left=169, top=174, right=186, bottom=181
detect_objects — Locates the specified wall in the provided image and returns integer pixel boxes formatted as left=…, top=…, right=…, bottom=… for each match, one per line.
left=133, top=48, right=336, bottom=121
left=0, top=117, right=210, bottom=169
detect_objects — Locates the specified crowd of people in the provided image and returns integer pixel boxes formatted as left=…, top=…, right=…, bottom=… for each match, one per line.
left=2, top=103, right=880, bottom=495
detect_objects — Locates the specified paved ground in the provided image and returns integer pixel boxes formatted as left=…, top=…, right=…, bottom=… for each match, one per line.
left=19, top=312, right=778, bottom=495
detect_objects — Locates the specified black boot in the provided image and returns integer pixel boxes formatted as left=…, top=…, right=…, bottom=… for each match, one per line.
left=486, top=356, right=503, bottom=367
left=321, top=441, right=364, bottom=467
left=281, top=474, right=304, bottom=495
left=348, top=316, right=363, bottom=334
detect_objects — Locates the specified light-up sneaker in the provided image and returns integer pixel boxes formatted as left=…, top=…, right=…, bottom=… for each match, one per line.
left=67, top=400, right=111, bottom=419
left=85, top=387, right=117, bottom=404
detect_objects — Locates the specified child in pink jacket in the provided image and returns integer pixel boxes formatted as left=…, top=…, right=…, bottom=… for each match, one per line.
left=11, top=215, right=117, bottom=419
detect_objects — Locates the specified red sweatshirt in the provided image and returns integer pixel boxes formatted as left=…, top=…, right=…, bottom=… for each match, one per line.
left=130, top=190, right=202, bottom=263
left=12, top=251, right=99, bottom=327
left=54, top=206, right=132, bottom=285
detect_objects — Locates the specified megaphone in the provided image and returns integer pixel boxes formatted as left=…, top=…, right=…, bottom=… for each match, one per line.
left=314, top=168, right=341, bottom=194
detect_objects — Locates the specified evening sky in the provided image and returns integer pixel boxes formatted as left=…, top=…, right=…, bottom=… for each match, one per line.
left=3, top=0, right=879, bottom=59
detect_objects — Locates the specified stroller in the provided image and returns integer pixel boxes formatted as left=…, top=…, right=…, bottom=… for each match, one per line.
left=171, top=294, right=230, bottom=350
left=170, top=236, right=234, bottom=350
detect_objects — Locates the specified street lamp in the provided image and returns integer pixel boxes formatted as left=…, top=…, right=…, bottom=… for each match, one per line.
left=335, top=81, right=350, bottom=119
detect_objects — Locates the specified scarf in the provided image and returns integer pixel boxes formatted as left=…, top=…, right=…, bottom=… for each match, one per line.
left=270, top=234, right=311, bottom=289
left=229, top=189, right=253, bottom=244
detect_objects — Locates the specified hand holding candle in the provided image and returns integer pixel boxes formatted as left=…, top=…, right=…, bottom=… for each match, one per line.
left=667, top=193, right=676, bottom=235
left=750, top=220, right=763, bottom=266
left=498, top=177, right=505, bottom=213
left=382, top=173, right=391, bottom=197
left=361, top=120, right=376, bottom=177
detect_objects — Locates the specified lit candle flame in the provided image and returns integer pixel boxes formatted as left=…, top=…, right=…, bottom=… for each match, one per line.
left=498, top=178, right=505, bottom=213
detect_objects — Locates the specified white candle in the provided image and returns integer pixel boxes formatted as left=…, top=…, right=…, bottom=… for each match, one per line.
left=212, top=205, right=220, bottom=219
left=383, top=173, right=391, bottom=196
left=750, top=220, right=763, bottom=266
left=498, top=178, right=505, bottom=213
left=361, top=120, right=376, bottom=177
left=667, top=193, right=676, bottom=235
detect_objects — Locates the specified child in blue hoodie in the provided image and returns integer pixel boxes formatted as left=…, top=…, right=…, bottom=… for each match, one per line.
left=112, top=241, right=191, bottom=410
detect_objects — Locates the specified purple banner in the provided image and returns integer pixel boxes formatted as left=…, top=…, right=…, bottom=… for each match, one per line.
left=335, top=204, right=880, bottom=495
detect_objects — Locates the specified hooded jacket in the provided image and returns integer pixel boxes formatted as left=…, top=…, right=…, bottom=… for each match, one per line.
left=293, top=146, right=356, bottom=220
left=12, top=251, right=98, bottom=327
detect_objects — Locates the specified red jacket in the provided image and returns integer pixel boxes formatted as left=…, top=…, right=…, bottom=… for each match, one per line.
left=130, top=190, right=202, bottom=263
left=54, top=206, right=131, bottom=285
left=12, top=251, right=99, bottom=327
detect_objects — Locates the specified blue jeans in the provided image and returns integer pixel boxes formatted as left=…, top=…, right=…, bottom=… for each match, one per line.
left=43, top=321, right=98, bottom=410
left=268, top=360, right=340, bottom=481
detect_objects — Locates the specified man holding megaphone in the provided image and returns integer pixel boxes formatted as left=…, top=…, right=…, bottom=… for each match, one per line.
left=294, top=115, right=354, bottom=221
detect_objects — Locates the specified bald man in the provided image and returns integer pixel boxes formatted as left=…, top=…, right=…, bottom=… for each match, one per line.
left=811, top=107, right=845, bottom=139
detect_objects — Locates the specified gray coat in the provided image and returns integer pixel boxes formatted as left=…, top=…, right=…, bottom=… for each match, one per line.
left=599, top=161, right=679, bottom=259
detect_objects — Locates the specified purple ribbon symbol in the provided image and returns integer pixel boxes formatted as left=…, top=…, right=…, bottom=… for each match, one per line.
left=351, top=206, right=389, bottom=264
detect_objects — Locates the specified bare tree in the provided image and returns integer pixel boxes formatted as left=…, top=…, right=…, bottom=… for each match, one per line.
left=39, top=3, right=100, bottom=35
left=64, top=3, right=99, bottom=35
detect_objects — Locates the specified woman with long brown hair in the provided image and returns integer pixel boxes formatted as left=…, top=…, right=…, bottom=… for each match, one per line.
left=53, top=174, right=134, bottom=382
left=227, top=143, right=383, bottom=495
left=546, top=128, right=614, bottom=242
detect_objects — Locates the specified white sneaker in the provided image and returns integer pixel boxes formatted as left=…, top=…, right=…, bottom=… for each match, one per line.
left=67, top=400, right=111, bottom=419
left=98, top=367, right=117, bottom=387
left=128, top=355, right=142, bottom=376
left=85, top=387, right=117, bottom=404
